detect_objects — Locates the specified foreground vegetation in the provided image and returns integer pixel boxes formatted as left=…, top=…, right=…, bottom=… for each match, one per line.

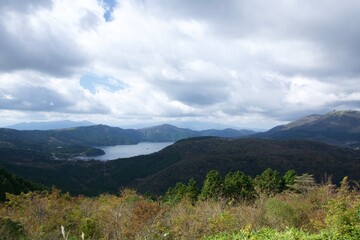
left=0, top=169, right=359, bottom=239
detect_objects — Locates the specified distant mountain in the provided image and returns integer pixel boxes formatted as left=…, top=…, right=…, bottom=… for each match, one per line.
left=138, top=124, right=199, bottom=141
left=6, top=120, right=95, bottom=130
left=0, top=137, right=358, bottom=196
left=0, top=124, right=143, bottom=147
left=200, top=128, right=255, bottom=138
left=138, top=124, right=256, bottom=142
left=0, top=124, right=253, bottom=150
left=256, top=110, right=360, bottom=148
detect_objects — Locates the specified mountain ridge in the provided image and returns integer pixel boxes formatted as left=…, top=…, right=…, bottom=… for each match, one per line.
left=256, top=110, right=360, bottom=148
left=1, top=123, right=256, bottom=148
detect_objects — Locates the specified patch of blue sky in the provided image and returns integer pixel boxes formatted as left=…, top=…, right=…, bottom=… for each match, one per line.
left=80, top=73, right=125, bottom=94
left=100, top=0, right=117, bottom=22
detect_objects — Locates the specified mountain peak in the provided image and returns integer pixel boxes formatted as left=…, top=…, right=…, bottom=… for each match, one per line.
left=258, top=110, right=360, bottom=147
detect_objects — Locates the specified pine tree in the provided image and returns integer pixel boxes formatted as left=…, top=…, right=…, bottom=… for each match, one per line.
left=255, top=168, right=283, bottom=196
left=223, top=171, right=256, bottom=202
left=283, top=169, right=297, bottom=189
left=289, top=173, right=316, bottom=193
left=200, top=170, right=223, bottom=201
left=186, top=178, right=200, bottom=203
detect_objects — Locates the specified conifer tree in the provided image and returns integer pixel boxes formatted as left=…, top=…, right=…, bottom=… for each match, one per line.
left=186, top=178, right=200, bottom=203
left=254, top=168, right=283, bottom=195
left=223, top=171, right=256, bottom=202
left=283, top=169, right=297, bottom=188
left=200, top=170, right=223, bottom=201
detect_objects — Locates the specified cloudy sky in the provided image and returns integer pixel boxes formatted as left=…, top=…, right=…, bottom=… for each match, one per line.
left=0, top=0, right=360, bottom=130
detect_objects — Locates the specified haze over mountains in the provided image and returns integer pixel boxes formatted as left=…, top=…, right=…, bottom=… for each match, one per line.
left=6, top=120, right=95, bottom=130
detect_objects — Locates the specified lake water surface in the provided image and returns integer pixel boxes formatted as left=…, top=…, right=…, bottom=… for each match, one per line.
left=78, top=142, right=174, bottom=161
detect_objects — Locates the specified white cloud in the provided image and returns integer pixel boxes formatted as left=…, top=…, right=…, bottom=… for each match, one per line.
left=0, top=0, right=360, bottom=129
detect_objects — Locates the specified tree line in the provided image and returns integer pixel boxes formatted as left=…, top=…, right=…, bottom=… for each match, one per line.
left=163, top=168, right=318, bottom=204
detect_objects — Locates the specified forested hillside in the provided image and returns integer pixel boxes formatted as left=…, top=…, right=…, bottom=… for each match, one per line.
left=0, top=137, right=358, bottom=196
left=0, top=167, right=46, bottom=201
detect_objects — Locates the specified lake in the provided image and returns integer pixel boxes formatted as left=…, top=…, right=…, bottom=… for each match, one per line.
left=77, top=142, right=174, bottom=161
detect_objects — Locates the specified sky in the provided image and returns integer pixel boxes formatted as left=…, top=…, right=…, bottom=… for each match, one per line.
left=0, top=0, right=360, bottom=130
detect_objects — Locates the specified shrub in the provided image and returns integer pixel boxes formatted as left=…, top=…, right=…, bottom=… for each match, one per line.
left=265, top=198, right=300, bottom=229
left=323, top=192, right=360, bottom=238
left=0, top=217, right=26, bottom=240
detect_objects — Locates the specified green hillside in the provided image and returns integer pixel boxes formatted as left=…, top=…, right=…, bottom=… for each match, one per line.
left=0, top=167, right=46, bottom=201
left=0, top=138, right=358, bottom=196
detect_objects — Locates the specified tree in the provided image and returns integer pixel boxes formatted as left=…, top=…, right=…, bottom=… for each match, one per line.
left=164, top=178, right=199, bottom=204
left=186, top=178, right=200, bottom=204
left=200, top=170, right=223, bottom=201
left=290, top=173, right=316, bottom=193
left=223, top=171, right=256, bottom=202
left=164, top=182, right=187, bottom=204
left=255, top=168, right=283, bottom=196
left=283, top=169, right=297, bottom=189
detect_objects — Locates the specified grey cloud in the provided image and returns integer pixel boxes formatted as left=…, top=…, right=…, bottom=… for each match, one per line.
left=80, top=10, right=102, bottom=30
left=152, top=64, right=231, bottom=106
left=162, top=81, right=228, bottom=106
left=0, top=85, right=109, bottom=114
left=143, top=0, right=239, bottom=22
left=0, top=0, right=52, bottom=12
left=144, top=0, right=360, bottom=79
left=0, top=86, right=72, bottom=112
left=0, top=25, right=88, bottom=76
left=0, top=1, right=89, bottom=76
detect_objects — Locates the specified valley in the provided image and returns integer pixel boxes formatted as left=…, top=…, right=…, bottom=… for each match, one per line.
left=0, top=110, right=359, bottom=196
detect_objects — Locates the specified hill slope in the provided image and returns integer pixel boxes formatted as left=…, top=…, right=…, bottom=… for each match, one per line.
left=0, top=167, right=46, bottom=201
left=256, top=110, right=360, bottom=148
left=0, top=138, right=358, bottom=195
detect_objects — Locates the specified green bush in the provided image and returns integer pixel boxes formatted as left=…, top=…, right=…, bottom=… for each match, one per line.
left=0, top=217, right=26, bottom=240
left=323, top=198, right=360, bottom=239
left=80, top=218, right=98, bottom=239
left=265, top=198, right=300, bottom=229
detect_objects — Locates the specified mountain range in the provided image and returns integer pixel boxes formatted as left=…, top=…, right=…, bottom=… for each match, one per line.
left=0, top=110, right=359, bottom=196
left=0, top=124, right=255, bottom=148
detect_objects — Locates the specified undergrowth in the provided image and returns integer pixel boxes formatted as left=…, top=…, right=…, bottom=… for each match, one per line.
left=0, top=179, right=359, bottom=239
